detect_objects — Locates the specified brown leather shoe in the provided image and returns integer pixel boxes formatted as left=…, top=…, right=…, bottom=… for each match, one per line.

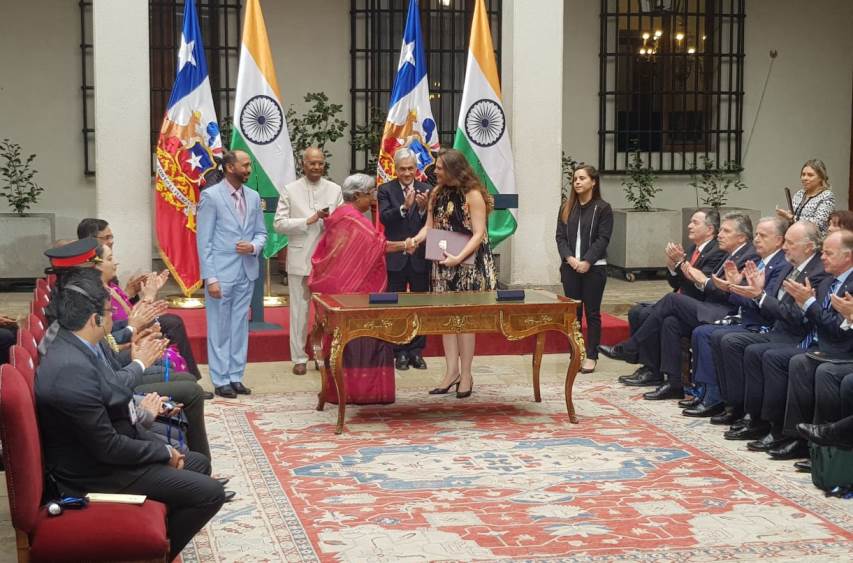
left=292, top=363, right=307, bottom=375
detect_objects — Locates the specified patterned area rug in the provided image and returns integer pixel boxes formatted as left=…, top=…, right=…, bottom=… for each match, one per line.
left=182, top=382, right=853, bottom=562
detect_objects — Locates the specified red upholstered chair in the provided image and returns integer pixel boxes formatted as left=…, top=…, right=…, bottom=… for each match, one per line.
left=33, top=287, right=50, bottom=309
left=45, top=274, right=57, bottom=291
left=16, top=329, right=39, bottom=370
left=26, top=315, right=44, bottom=344
left=35, top=278, right=48, bottom=294
left=28, top=302, right=46, bottom=326
left=0, top=364, right=170, bottom=562
left=9, top=345, right=36, bottom=397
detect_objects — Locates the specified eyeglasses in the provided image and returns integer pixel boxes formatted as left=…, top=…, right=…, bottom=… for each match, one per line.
left=96, top=234, right=114, bottom=242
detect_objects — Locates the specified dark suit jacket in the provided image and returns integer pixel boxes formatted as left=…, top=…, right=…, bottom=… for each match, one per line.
left=760, top=254, right=829, bottom=337
left=728, top=249, right=791, bottom=329
left=696, top=243, right=759, bottom=324
left=806, top=273, right=853, bottom=355
left=377, top=179, right=432, bottom=272
left=666, top=239, right=726, bottom=300
left=34, top=329, right=169, bottom=496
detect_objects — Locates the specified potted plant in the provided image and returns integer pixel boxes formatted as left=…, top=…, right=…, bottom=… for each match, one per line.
left=608, top=145, right=681, bottom=279
left=285, top=92, right=348, bottom=176
left=561, top=152, right=579, bottom=203
left=681, top=156, right=759, bottom=248
left=0, top=138, right=55, bottom=279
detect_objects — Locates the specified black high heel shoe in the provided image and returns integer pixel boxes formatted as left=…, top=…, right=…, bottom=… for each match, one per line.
left=456, top=380, right=474, bottom=399
left=429, top=376, right=461, bottom=395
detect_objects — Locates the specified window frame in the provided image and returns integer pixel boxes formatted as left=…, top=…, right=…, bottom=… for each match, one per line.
left=349, top=0, right=502, bottom=174
left=598, top=0, right=746, bottom=174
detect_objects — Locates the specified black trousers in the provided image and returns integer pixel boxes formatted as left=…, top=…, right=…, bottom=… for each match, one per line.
left=628, top=302, right=661, bottom=374
left=746, top=344, right=814, bottom=431
left=624, top=293, right=701, bottom=386
left=786, top=355, right=853, bottom=435
left=158, top=313, right=202, bottom=380
left=387, top=264, right=430, bottom=356
left=718, top=330, right=799, bottom=409
left=816, top=371, right=853, bottom=424
left=561, top=264, right=607, bottom=358
left=135, top=372, right=210, bottom=459
left=120, top=452, right=224, bottom=559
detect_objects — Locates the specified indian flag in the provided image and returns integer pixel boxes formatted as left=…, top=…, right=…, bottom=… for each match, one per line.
left=453, top=0, right=516, bottom=247
left=231, top=0, right=296, bottom=259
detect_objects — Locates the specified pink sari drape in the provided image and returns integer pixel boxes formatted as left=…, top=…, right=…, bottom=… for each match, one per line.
left=108, top=282, right=187, bottom=373
left=309, top=204, right=395, bottom=404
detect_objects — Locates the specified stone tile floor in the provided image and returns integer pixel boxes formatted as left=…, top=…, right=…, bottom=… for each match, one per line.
left=0, top=275, right=671, bottom=561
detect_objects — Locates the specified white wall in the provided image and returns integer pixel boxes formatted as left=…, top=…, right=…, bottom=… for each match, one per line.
left=263, top=0, right=351, bottom=184
left=0, top=0, right=95, bottom=240
left=563, top=0, right=853, bottom=214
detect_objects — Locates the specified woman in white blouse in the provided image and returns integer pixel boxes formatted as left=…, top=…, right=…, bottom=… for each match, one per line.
left=776, top=159, right=835, bottom=235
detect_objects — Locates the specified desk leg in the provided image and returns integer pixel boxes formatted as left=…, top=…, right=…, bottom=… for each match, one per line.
left=329, top=333, right=347, bottom=434
left=532, top=332, right=544, bottom=402
left=312, top=322, right=327, bottom=412
left=565, top=324, right=581, bottom=424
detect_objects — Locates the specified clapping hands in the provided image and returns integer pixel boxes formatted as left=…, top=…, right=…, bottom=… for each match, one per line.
left=830, top=292, right=853, bottom=322
left=139, top=270, right=170, bottom=302
left=782, top=277, right=814, bottom=307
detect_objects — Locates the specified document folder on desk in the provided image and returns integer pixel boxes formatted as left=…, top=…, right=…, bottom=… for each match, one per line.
left=425, top=229, right=475, bottom=265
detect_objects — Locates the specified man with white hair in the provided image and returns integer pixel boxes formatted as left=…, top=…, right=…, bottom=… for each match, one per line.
left=273, top=148, right=343, bottom=375
left=377, top=148, right=432, bottom=370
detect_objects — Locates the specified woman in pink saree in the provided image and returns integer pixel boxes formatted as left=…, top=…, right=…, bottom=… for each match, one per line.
left=309, top=173, right=407, bottom=404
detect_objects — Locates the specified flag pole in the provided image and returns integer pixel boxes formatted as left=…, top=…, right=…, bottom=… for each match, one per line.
left=263, top=257, right=287, bottom=307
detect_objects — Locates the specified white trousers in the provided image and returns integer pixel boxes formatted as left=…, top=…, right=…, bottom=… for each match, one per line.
left=288, top=274, right=310, bottom=364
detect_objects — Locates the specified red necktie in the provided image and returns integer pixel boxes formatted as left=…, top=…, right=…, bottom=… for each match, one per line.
left=689, top=249, right=700, bottom=265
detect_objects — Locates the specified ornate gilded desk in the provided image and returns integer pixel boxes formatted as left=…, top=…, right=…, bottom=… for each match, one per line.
left=311, top=290, right=584, bottom=434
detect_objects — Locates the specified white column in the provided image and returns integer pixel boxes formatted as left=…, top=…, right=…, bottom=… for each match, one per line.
left=93, top=0, right=152, bottom=280
left=504, top=0, right=564, bottom=286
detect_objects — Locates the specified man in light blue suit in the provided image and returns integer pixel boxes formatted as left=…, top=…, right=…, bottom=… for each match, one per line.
left=197, top=150, right=267, bottom=398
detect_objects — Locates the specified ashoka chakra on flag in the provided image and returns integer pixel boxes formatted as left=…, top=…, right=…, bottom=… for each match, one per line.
left=464, top=98, right=505, bottom=148
left=240, top=94, right=283, bottom=145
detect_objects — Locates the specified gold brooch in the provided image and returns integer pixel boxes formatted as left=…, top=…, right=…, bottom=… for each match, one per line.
left=446, top=200, right=455, bottom=214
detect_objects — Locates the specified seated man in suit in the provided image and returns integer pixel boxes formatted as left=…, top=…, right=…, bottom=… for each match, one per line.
left=601, top=212, right=758, bottom=400
left=797, top=374, right=853, bottom=450
left=620, top=208, right=725, bottom=387
left=682, top=216, right=790, bottom=417
left=771, top=232, right=853, bottom=460
left=35, top=269, right=225, bottom=559
left=714, top=221, right=827, bottom=430
left=378, top=148, right=432, bottom=370
left=739, top=229, right=853, bottom=460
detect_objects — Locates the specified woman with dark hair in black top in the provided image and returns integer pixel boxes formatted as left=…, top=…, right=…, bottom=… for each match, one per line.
left=555, top=164, right=613, bottom=374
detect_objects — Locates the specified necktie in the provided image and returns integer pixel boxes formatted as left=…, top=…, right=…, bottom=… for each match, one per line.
left=801, top=278, right=840, bottom=349
left=232, top=190, right=246, bottom=222
left=777, top=268, right=799, bottom=300
left=689, top=249, right=700, bottom=265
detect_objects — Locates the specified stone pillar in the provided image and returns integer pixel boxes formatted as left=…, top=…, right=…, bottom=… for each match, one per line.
left=504, top=0, right=564, bottom=286
left=92, top=0, right=152, bottom=281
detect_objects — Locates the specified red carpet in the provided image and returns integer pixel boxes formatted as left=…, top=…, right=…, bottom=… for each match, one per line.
left=171, top=305, right=629, bottom=363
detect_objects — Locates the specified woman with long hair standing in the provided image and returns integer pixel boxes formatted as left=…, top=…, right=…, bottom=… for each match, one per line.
left=555, top=164, right=613, bottom=374
left=776, top=158, right=835, bottom=235
left=410, top=149, right=497, bottom=398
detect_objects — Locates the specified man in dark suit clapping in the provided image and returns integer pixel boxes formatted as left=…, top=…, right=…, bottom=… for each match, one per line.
left=378, top=148, right=432, bottom=370
left=34, top=269, right=224, bottom=559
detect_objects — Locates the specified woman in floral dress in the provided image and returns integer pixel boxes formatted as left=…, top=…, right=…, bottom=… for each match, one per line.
left=410, top=149, right=497, bottom=399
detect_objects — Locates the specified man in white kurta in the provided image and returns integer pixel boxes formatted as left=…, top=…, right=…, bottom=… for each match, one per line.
left=273, top=147, right=343, bottom=374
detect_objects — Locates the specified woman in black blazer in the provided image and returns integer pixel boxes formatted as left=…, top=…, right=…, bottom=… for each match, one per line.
left=555, top=164, right=613, bottom=373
